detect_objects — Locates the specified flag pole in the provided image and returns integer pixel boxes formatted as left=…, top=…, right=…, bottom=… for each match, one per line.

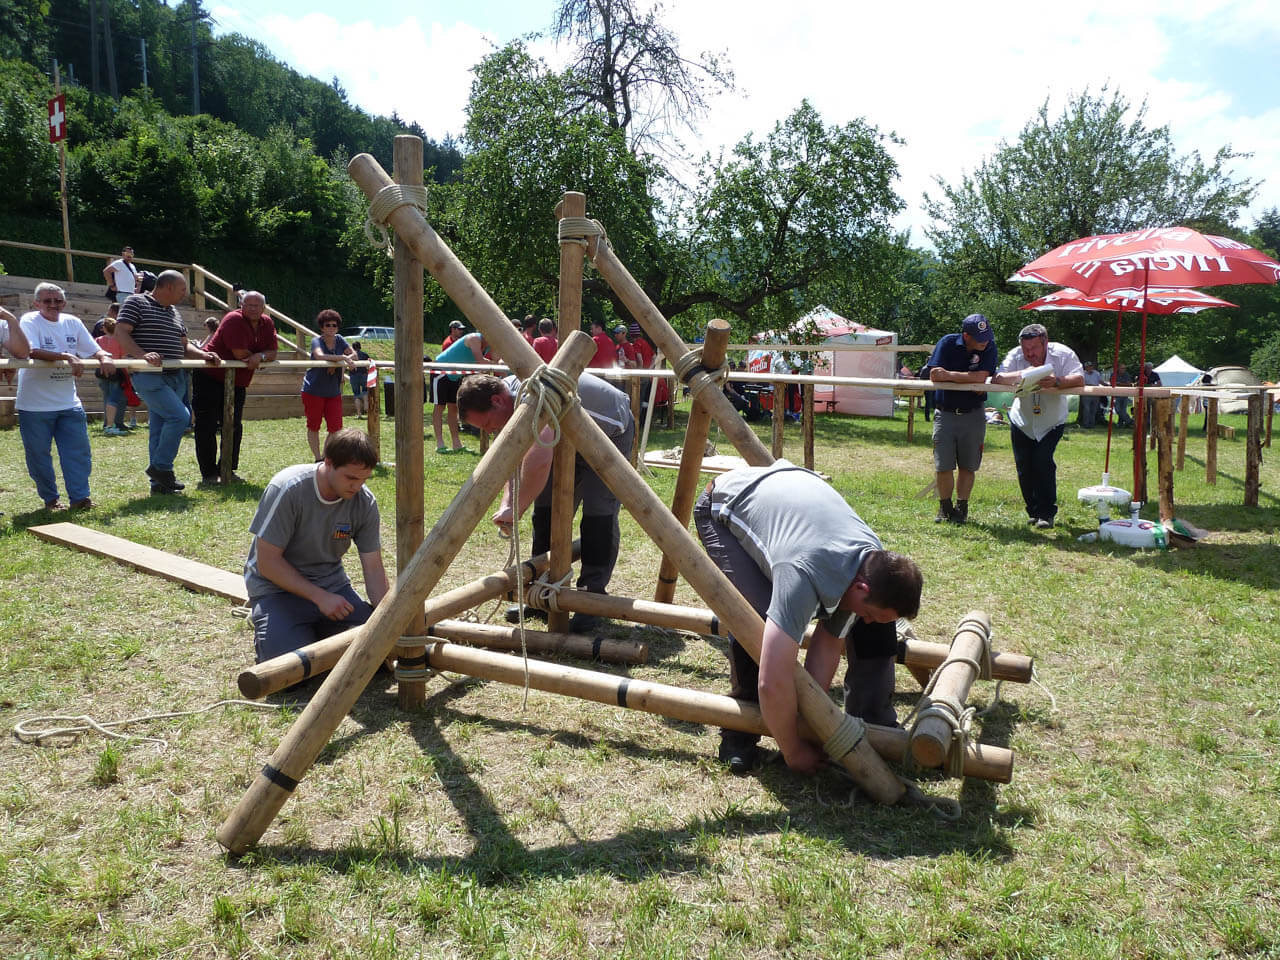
left=53, top=63, right=73, bottom=283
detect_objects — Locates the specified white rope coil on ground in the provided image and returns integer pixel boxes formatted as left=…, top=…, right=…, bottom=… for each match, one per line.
left=364, top=183, right=430, bottom=255
left=13, top=699, right=283, bottom=750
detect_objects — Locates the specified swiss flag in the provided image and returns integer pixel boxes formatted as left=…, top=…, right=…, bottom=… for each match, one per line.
left=47, top=94, right=67, bottom=143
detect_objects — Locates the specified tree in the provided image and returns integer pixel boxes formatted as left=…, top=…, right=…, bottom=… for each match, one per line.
left=925, top=87, right=1257, bottom=359
left=550, top=0, right=732, bottom=157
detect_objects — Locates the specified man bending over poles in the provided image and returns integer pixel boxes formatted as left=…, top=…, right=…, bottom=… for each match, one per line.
left=244, top=428, right=390, bottom=664
left=457, top=371, right=634, bottom=633
left=694, top=460, right=923, bottom=774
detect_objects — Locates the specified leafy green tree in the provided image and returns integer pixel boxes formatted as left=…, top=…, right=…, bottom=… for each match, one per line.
left=924, top=87, right=1257, bottom=360
left=0, top=59, right=58, bottom=215
left=0, top=0, right=51, bottom=63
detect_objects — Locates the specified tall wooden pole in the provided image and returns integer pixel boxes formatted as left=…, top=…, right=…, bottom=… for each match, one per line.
left=802, top=383, right=815, bottom=470
left=771, top=383, right=785, bottom=459
left=548, top=192, right=587, bottom=634
left=1176, top=395, right=1189, bottom=471
left=54, top=65, right=74, bottom=282
left=1245, top=393, right=1262, bottom=508
left=392, top=136, right=427, bottom=710
left=653, top=319, right=729, bottom=603
left=366, top=376, right=381, bottom=462
left=1155, top=397, right=1174, bottom=524
left=219, top=368, right=234, bottom=484
left=1206, top=398, right=1218, bottom=485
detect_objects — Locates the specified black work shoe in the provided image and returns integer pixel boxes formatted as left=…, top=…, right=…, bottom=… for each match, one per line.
left=717, top=737, right=760, bottom=775
left=150, top=480, right=183, bottom=495
left=934, top=498, right=953, bottom=523
left=568, top=612, right=607, bottom=634
left=949, top=500, right=968, bottom=524
left=504, top=605, right=547, bottom=625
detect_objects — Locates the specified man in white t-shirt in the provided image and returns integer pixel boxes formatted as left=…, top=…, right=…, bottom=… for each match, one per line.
left=17, top=282, right=116, bottom=510
left=102, top=246, right=139, bottom=305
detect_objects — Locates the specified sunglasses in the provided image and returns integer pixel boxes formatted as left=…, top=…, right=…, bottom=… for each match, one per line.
left=39, top=297, right=66, bottom=305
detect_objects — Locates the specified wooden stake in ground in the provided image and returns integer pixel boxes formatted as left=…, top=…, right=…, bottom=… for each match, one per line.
left=653, top=318, right=730, bottom=604
left=802, top=383, right=815, bottom=470
left=1245, top=393, right=1262, bottom=507
left=216, top=336, right=597, bottom=853
left=909, top=611, right=992, bottom=769
left=1206, top=398, right=1218, bottom=485
left=771, top=383, right=785, bottom=459
left=219, top=368, right=235, bottom=485
left=1156, top=397, right=1174, bottom=524
left=393, top=135, right=428, bottom=710
left=366, top=377, right=381, bottom=462
left=1177, top=396, right=1189, bottom=471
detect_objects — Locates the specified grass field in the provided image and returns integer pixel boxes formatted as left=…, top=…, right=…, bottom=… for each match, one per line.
left=1, top=398, right=1278, bottom=959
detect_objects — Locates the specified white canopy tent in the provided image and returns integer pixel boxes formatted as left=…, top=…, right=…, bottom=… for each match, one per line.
left=1153, top=354, right=1204, bottom=388
left=796, top=305, right=897, bottom=416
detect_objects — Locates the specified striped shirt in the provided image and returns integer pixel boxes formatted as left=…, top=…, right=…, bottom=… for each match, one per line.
left=117, top=293, right=187, bottom=359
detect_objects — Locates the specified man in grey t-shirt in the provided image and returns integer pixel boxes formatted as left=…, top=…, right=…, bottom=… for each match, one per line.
left=244, top=428, right=390, bottom=665
left=457, top=372, right=634, bottom=633
left=695, top=460, right=923, bottom=774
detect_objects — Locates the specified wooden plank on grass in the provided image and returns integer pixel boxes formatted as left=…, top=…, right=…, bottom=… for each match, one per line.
left=28, top=522, right=248, bottom=603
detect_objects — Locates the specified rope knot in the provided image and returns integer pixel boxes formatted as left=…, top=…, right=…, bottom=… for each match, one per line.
left=364, top=183, right=430, bottom=256
left=557, top=216, right=609, bottom=261
left=822, top=713, right=866, bottom=761
left=672, top=348, right=729, bottom=403
left=515, top=364, right=580, bottom=448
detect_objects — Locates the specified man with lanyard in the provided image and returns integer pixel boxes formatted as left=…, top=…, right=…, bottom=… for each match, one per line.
left=115, top=270, right=221, bottom=494
left=694, top=460, right=923, bottom=774
left=991, top=323, right=1084, bottom=529
left=192, top=290, right=278, bottom=485
left=456, top=371, right=634, bottom=633
left=927, top=313, right=998, bottom=524
left=102, top=245, right=138, bottom=305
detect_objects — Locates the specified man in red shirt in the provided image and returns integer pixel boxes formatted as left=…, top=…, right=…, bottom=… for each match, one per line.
left=192, top=290, right=278, bottom=485
left=533, top=318, right=558, bottom=363
left=589, top=320, right=616, bottom=370
left=613, top=324, right=637, bottom=368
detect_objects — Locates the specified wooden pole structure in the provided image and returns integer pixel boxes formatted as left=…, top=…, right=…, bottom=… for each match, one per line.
left=586, top=241, right=772, bottom=467
left=666, top=359, right=676, bottom=429
left=802, top=383, right=815, bottom=470
left=53, top=65, right=74, bottom=283
left=627, top=378, right=642, bottom=467
left=1245, top=393, right=1262, bottom=508
left=237, top=546, right=578, bottom=700
left=366, top=376, right=381, bottom=463
left=1266, top=388, right=1274, bottom=448
left=216, top=335, right=597, bottom=853
left=653, top=318, right=730, bottom=604
left=424, top=641, right=1013, bottom=783
left=1155, top=397, right=1174, bottom=524
left=1176, top=395, right=1189, bottom=471
left=908, top=611, right=992, bottom=769
left=193, top=269, right=206, bottom=311
left=345, top=158, right=900, bottom=805
left=427, top=619, right=647, bottom=665
left=393, top=136, right=428, bottom=710
left=771, top=383, right=785, bottom=459
left=219, top=368, right=235, bottom=484
left=906, top=391, right=917, bottom=443
left=1206, top=398, right=1219, bottom=485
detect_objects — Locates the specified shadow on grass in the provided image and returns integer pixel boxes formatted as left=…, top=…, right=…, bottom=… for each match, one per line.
left=234, top=671, right=1023, bottom=881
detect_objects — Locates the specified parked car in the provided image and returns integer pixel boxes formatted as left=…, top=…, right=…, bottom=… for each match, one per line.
left=1206, top=365, right=1263, bottom=414
left=341, top=325, right=396, bottom=341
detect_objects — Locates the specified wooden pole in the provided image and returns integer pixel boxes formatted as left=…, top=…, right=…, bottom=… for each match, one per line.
left=366, top=376, right=381, bottom=463
left=909, top=611, right=991, bottom=769
left=53, top=65, right=74, bottom=283
left=666, top=360, right=676, bottom=429
left=1133, top=417, right=1148, bottom=505
left=627, top=378, right=642, bottom=467
left=480, top=429, right=490, bottom=454
left=802, top=383, right=815, bottom=471
left=1156, top=397, right=1174, bottom=524
left=1245, top=393, right=1262, bottom=508
left=238, top=546, right=578, bottom=700
left=771, top=383, right=785, bottom=459
left=548, top=191, right=588, bottom=635
left=1266, top=389, right=1274, bottom=448
left=653, top=319, right=730, bottom=604
left=219, top=368, right=234, bottom=484
left=906, top=391, right=916, bottom=443
left=193, top=269, right=206, bottom=311
left=424, top=641, right=1013, bottom=783
left=343, top=156, right=900, bottom=805
left=215, top=335, right=596, bottom=853
left=1176, top=395, right=1189, bottom=471
left=427, top=619, right=647, bottom=665
left=587, top=241, right=772, bottom=467
left=1206, top=398, right=1218, bottom=485
left=393, top=136, right=428, bottom=710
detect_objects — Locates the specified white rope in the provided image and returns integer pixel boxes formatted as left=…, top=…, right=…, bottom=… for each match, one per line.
left=364, top=183, right=430, bottom=255
left=557, top=216, right=608, bottom=259
left=13, top=699, right=283, bottom=750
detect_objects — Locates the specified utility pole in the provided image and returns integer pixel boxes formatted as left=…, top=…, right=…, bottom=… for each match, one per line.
left=88, top=0, right=100, bottom=94
left=137, top=38, right=148, bottom=91
left=190, top=0, right=200, bottom=114
left=101, top=0, right=119, bottom=98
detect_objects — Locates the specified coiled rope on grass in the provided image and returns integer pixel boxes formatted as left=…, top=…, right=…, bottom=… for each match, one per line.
left=13, top=699, right=284, bottom=750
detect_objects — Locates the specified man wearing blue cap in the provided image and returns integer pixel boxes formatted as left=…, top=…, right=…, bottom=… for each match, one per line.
left=926, top=313, right=998, bottom=524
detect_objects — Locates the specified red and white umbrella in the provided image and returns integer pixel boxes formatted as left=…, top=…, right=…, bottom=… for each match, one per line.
left=1013, top=226, right=1278, bottom=496
left=1021, top=286, right=1237, bottom=478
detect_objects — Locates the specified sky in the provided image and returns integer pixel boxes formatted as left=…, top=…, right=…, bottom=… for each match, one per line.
left=208, top=0, right=1280, bottom=246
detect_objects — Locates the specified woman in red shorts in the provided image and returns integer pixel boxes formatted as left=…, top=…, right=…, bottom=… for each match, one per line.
left=300, top=309, right=356, bottom=460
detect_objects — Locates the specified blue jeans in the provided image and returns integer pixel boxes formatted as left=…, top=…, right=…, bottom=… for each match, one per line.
left=1010, top=422, right=1066, bottom=521
left=130, top=370, right=190, bottom=472
left=96, top=375, right=126, bottom=428
left=18, top=407, right=92, bottom=504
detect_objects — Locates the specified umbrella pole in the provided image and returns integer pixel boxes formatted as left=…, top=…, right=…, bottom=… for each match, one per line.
left=1103, top=308, right=1124, bottom=479
left=1133, top=262, right=1151, bottom=500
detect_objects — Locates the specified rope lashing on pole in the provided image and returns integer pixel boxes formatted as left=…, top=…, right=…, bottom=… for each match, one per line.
left=363, top=183, right=431, bottom=255
left=903, top=614, right=994, bottom=778
left=672, top=348, right=730, bottom=404
left=502, top=364, right=582, bottom=709
left=822, top=712, right=868, bottom=762
left=393, top=636, right=435, bottom=682
left=557, top=216, right=609, bottom=262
